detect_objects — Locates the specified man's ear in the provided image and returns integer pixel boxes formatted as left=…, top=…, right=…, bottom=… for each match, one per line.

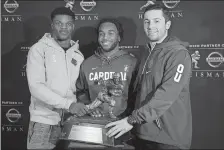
left=118, top=35, right=121, bottom=42
left=165, top=20, right=171, bottom=30
left=72, top=23, right=75, bottom=30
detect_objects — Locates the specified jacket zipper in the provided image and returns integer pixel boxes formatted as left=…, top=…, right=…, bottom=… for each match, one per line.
left=64, top=51, right=70, bottom=97
left=141, top=50, right=152, bottom=74
left=142, top=46, right=162, bottom=130
left=156, top=118, right=162, bottom=130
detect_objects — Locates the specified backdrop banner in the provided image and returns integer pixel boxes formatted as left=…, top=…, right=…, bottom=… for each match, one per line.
left=1, top=0, right=224, bottom=149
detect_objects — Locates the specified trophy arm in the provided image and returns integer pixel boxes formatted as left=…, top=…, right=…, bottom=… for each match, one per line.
left=86, top=97, right=103, bottom=110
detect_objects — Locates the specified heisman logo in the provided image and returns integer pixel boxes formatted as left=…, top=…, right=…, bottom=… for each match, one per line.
left=64, top=0, right=75, bottom=12
left=140, top=0, right=156, bottom=10
left=4, top=0, right=19, bottom=13
left=124, top=65, right=129, bottom=72
left=191, top=51, right=200, bottom=69
left=140, top=0, right=180, bottom=10
left=80, top=0, right=96, bottom=12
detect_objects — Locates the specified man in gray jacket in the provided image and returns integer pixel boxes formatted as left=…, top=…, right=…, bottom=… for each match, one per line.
left=26, top=7, right=88, bottom=149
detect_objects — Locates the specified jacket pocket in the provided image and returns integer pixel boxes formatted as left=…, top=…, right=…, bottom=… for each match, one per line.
left=137, top=121, right=160, bottom=138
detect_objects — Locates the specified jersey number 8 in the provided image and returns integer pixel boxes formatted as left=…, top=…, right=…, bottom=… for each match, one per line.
left=174, top=64, right=184, bottom=83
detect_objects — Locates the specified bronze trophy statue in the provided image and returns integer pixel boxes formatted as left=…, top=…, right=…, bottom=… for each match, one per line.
left=86, top=72, right=124, bottom=118
left=60, top=72, right=128, bottom=147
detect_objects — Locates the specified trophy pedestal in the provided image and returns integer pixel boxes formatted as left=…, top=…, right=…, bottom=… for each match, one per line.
left=60, top=115, right=131, bottom=147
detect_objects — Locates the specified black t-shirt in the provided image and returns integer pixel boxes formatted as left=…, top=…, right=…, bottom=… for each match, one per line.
left=63, top=47, right=70, bottom=52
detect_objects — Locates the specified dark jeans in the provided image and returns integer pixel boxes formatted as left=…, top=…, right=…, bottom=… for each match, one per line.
left=134, top=137, right=181, bottom=150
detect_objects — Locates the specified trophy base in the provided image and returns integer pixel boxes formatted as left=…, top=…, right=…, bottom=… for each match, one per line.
left=68, top=141, right=134, bottom=149
left=60, top=115, right=130, bottom=147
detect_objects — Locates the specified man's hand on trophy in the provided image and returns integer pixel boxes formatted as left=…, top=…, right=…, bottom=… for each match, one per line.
left=69, top=102, right=89, bottom=116
left=90, top=108, right=104, bottom=117
left=105, top=117, right=133, bottom=139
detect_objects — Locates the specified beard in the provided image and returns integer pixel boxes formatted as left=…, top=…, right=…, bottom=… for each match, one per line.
left=100, top=40, right=119, bottom=52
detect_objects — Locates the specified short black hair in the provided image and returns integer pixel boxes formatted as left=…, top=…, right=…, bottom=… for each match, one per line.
left=143, top=3, right=170, bottom=22
left=96, top=18, right=124, bottom=41
left=51, top=7, right=75, bottom=21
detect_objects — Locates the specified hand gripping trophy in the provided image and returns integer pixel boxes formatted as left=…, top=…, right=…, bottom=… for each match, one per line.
left=86, top=72, right=124, bottom=118
left=60, top=73, right=126, bottom=146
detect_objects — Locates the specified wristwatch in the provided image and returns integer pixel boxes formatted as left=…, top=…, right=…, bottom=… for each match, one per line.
left=127, top=115, right=137, bottom=125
